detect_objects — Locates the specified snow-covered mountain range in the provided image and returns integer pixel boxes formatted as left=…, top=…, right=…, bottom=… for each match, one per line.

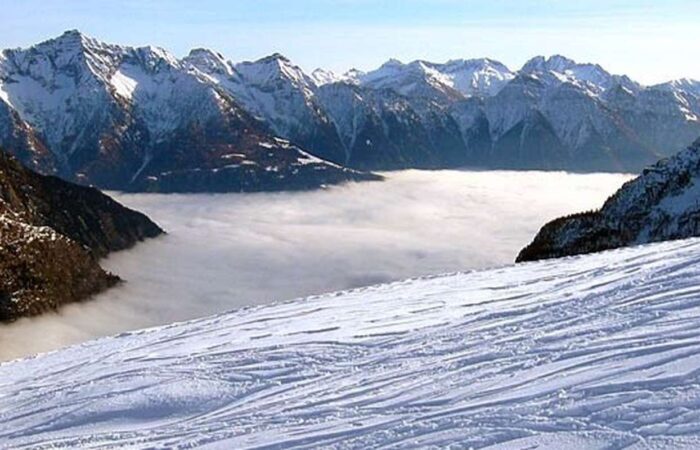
left=3, top=237, right=700, bottom=448
left=1, top=30, right=699, bottom=191
left=0, top=31, right=377, bottom=192
left=518, top=138, right=700, bottom=261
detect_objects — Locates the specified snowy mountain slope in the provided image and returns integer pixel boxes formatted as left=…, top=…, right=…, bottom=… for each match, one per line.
left=332, top=55, right=697, bottom=171
left=0, top=31, right=374, bottom=192
left=359, top=58, right=514, bottom=99
left=358, top=59, right=464, bottom=102
left=4, top=238, right=700, bottom=448
left=310, top=68, right=359, bottom=86
left=518, top=138, right=700, bottom=262
left=520, top=55, right=638, bottom=95
left=480, top=66, right=659, bottom=171
left=436, top=58, right=515, bottom=97
left=185, top=52, right=347, bottom=164
left=0, top=30, right=147, bottom=182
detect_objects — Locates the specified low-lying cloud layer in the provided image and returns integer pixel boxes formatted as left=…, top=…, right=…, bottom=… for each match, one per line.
left=0, top=170, right=631, bottom=361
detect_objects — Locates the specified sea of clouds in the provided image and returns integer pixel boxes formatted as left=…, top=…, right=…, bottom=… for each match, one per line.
left=0, top=170, right=631, bottom=361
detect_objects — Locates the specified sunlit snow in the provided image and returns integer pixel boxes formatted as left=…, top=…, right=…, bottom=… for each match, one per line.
left=2, top=237, right=700, bottom=448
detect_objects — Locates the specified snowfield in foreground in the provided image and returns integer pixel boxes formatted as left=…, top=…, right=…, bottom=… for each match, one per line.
left=3, top=239, right=700, bottom=448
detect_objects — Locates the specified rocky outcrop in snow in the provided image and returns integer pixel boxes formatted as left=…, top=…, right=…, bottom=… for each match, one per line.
left=0, top=148, right=162, bottom=321
left=518, top=138, right=700, bottom=262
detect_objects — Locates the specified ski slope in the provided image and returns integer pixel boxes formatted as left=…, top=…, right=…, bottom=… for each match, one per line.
left=3, top=239, right=700, bottom=449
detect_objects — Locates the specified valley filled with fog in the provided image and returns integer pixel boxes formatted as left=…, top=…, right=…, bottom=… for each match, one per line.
left=0, top=170, right=631, bottom=361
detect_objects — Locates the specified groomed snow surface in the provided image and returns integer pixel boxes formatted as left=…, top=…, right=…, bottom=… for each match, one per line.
left=3, top=238, right=700, bottom=449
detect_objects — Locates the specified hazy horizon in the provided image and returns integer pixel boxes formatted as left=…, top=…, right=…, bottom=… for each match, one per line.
left=1, top=0, right=699, bottom=85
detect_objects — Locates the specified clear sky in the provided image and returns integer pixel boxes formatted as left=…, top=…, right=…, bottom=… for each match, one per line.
left=2, top=0, right=699, bottom=84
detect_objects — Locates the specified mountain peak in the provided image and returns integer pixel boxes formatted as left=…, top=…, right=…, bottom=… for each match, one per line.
left=444, top=57, right=507, bottom=69
left=188, top=48, right=225, bottom=61
left=59, top=29, right=86, bottom=40
left=522, top=55, right=561, bottom=73
left=522, top=54, right=606, bottom=75
left=1, top=29, right=124, bottom=86
left=380, top=58, right=404, bottom=69
left=258, top=53, right=291, bottom=64
left=546, top=54, right=577, bottom=69
left=235, top=53, right=312, bottom=89
left=311, top=68, right=339, bottom=85
left=46, top=29, right=108, bottom=54
left=131, top=45, right=180, bottom=71
left=520, top=54, right=618, bottom=93
left=311, top=68, right=360, bottom=86
left=658, top=78, right=700, bottom=96
left=522, top=54, right=580, bottom=71
left=184, top=48, right=231, bottom=75
left=38, top=29, right=91, bottom=52
left=345, top=68, right=365, bottom=79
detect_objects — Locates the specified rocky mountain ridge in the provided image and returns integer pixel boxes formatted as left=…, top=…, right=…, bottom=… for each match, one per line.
left=0, top=148, right=162, bottom=321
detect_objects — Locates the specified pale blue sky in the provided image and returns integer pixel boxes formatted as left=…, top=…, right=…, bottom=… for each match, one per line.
left=3, top=0, right=699, bottom=84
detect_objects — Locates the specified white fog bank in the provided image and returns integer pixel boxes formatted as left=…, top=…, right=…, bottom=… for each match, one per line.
left=0, top=170, right=632, bottom=361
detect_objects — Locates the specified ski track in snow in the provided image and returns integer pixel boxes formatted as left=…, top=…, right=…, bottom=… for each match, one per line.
left=3, top=239, right=700, bottom=449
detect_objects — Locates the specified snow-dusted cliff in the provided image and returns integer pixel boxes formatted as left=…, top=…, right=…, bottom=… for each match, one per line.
left=3, top=237, right=700, bottom=447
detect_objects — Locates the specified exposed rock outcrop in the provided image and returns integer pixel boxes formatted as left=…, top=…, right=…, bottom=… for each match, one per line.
left=517, top=138, right=700, bottom=262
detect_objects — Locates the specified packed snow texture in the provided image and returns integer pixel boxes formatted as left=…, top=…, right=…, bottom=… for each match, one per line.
left=0, top=170, right=630, bottom=361
left=3, top=236, right=700, bottom=448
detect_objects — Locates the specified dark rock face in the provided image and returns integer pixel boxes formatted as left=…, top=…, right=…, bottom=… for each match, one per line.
left=125, top=102, right=381, bottom=193
left=132, top=134, right=382, bottom=193
left=316, top=83, right=469, bottom=170
left=0, top=100, right=57, bottom=175
left=517, top=139, right=700, bottom=262
left=0, top=217, right=119, bottom=321
left=0, top=150, right=163, bottom=321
